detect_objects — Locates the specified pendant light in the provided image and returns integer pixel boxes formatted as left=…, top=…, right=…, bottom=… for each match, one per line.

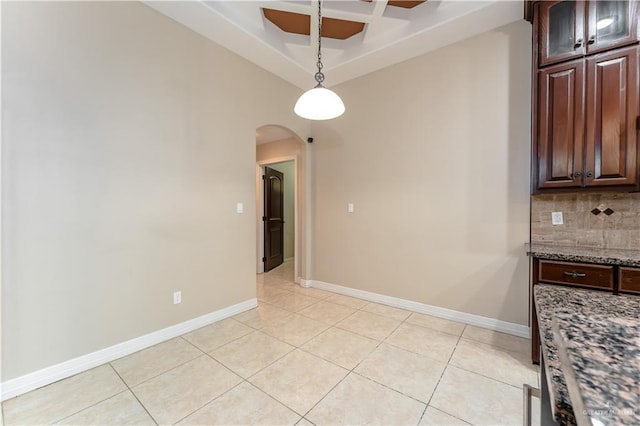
left=294, top=0, right=345, bottom=120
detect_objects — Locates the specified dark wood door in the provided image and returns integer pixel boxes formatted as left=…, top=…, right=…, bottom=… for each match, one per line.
left=264, top=166, right=284, bottom=272
left=538, top=0, right=585, bottom=67
left=585, top=46, right=639, bottom=187
left=586, top=1, right=639, bottom=55
left=536, top=59, right=586, bottom=190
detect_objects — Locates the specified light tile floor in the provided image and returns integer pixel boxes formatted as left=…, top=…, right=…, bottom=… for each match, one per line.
left=2, top=260, right=540, bottom=425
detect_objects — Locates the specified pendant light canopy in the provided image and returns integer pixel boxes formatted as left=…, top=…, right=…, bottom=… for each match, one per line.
left=294, top=1, right=345, bottom=120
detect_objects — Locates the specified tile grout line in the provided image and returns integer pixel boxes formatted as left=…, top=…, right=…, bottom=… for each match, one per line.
left=113, top=340, right=206, bottom=390
left=260, top=278, right=479, bottom=423
left=169, top=351, right=259, bottom=424
left=295, top=332, right=382, bottom=374
left=182, top=318, right=255, bottom=354
left=298, top=366, right=352, bottom=421
left=348, top=369, right=431, bottom=407
left=51, top=387, right=137, bottom=425
left=298, top=311, right=418, bottom=422
left=107, top=364, right=159, bottom=425
left=128, top=291, right=307, bottom=424
left=263, top=271, right=533, bottom=424
left=241, top=378, right=307, bottom=419
left=241, top=380, right=306, bottom=423
left=171, top=379, right=247, bottom=425
left=217, top=334, right=297, bottom=383
left=382, top=312, right=459, bottom=424
left=448, top=329, right=539, bottom=390
left=236, top=301, right=295, bottom=329
left=223, top=299, right=323, bottom=421
left=253, top=280, right=365, bottom=421
left=116, top=351, right=220, bottom=422
left=417, top=325, right=468, bottom=424
left=445, top=363, right=538, bottom=391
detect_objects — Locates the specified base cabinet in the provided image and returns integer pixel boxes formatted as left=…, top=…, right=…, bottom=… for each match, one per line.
left=530, top=258, right=638, bottom=364
left=619, top=267, right=640, bottom=294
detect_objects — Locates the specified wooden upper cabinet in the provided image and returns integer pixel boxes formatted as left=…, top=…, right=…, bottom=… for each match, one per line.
left=538, top=1, right=639, bottom=67
left=537, top=60, right=585, bottom=189
left=585, top=46, right=639, bottom=187
left=535, top=46, right=639, bottom=191
left=538, top=1, right=586, bottom=66
left=532, top=0, right=640, bottom=193
left=586, top=1, right=639, bottom=55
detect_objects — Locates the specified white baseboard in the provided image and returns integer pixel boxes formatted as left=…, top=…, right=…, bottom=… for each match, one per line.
left=1, top=298, right=257, bottom=401
left=310, top=280, right=530, bottom=339
left=299, top=278, right=311, bottom=288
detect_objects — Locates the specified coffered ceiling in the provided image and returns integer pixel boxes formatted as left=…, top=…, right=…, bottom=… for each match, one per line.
left=145, top=1, right=524, bottom=89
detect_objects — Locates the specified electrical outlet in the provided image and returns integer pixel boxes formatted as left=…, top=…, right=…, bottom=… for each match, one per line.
left=551, top=212, right=563, bottom=225
left=348, top=203, right=354, bottom=213
left=173, top=291, right=182, bottom=304
left=236, top=203, right=244, bottom=214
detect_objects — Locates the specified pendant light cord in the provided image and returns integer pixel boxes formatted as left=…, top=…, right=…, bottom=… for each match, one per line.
left=293, top=0, right=345, bottom=119
left=314, top=0, right=325, bottom=87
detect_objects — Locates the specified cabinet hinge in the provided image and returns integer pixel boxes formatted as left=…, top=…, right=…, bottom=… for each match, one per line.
left=262, top=257, right=266, bottom=262
left=262, top=216, right=266, bottom=221
left=262, top=175, right=266, bottom=180
left=636, top=116, right=640, bottom=130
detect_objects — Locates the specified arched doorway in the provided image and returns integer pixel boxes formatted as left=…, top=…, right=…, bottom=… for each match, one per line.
left=256, top=125, right=309, bottom=285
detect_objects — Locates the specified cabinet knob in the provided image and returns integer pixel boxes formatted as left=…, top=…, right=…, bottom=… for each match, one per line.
left=588, top=35, right=596, bottom=44
left=573, top=171, right=582, bottom=178
left=587, top=171, right=594, bottom=178
left=574, top=39, right=583, bottom=48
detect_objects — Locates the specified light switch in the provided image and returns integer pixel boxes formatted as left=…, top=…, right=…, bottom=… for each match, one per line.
left=236, top=203, right=244, bottom=214
left=348, top=203, right=354, bottom=213
left=551, top=211, right=563, bottom=225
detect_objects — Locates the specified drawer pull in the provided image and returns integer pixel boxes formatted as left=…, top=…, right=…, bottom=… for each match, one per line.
left=563, top=271, right=587, bottom=278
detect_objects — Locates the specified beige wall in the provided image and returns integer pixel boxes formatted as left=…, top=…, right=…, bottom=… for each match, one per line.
left=2, top=2, right=309, bottom=380
left=532, top=193, right=640, bottom=249
left=256, top=138, right=301, bottom=163
left=269, top=161, right=296, bottom=259
left=310, top=21, right=532, bottom=325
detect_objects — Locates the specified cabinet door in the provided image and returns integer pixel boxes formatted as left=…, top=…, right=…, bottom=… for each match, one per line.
left=586, top=0, right=639, bottom=55
left=585, top=46, right=638, bottom=187
left=537, top=59, right=586, bottom=189
left=538, top=1, right=586, bottom=66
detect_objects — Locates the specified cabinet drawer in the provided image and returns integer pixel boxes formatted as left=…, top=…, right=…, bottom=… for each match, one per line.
left=619, top=267, right=640, bottom=294
left=538, top=260, right=614, bottom=290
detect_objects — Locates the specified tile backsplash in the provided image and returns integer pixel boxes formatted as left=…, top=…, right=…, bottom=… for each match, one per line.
left=531, top=192, right=640, bottom=250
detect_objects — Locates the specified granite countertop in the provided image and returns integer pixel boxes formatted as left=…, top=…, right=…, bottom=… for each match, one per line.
left=553, top=312, right=639, bottom=426
left=534, top=284, right=640, bottom=425
left=526, top=243, right=640, bottom=267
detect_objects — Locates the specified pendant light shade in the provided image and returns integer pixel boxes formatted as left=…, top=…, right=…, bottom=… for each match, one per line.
left=294, top=0, right=345, bottom=120
left=294, top=86, right=345, bottom=120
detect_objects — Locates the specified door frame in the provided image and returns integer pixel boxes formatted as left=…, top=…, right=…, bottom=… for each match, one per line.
left=256, top=155, right=298, bottom=280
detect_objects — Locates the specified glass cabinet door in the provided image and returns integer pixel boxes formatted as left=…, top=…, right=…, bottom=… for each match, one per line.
left=538, top=1, right=586, bottom=66
left=587, top=1, right=639, bottom=54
